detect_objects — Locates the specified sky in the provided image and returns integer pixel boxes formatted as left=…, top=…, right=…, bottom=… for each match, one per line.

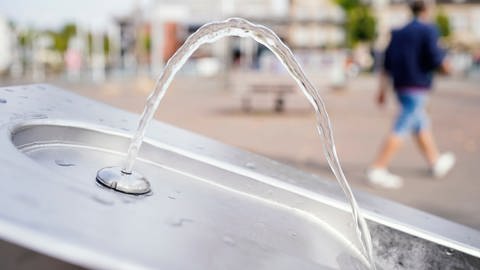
left=0, top=0, right=149, bottom=30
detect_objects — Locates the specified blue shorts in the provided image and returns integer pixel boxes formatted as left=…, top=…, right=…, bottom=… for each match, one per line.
left=393, top=91, right=429, bottom=136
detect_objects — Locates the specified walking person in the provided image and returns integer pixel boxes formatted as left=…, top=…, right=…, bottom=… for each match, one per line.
left=367, top=0, right=455, bottom=188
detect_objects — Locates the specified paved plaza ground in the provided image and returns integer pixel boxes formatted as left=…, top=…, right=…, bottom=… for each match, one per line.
left=4, top=73, right=480, bottom=230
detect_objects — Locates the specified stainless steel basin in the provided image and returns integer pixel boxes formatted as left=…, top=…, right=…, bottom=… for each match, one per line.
left=0, top=84, right=479, bottom=270
left=6, top=120, right=366, bottom=269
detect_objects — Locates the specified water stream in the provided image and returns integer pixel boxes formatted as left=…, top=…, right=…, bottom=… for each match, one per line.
left=121, top=18, right=374, bottom=269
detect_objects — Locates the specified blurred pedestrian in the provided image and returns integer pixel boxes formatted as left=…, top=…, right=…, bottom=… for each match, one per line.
left=367, top=0, right=455, bottom=188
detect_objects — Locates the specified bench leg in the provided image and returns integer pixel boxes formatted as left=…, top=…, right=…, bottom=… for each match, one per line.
left=274, top=96, right=284, bottom=113
left=241, top=97, right=252, bottom=112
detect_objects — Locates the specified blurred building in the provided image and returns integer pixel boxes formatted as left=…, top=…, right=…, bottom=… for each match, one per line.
left=369, top=0, right=480, bottom=74
left=4, top=0, right=479, bottom=80
left=114, top=2, right=147, bottom=71
left=376, top=0, right=480, bottom=49
left=437, top=0, right=480, bottom=47
left=147, top=0, right=345, bottom=75
left=0, top=16, right=13, bottom=74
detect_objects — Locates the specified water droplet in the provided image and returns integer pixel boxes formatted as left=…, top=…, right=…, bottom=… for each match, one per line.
left=30, top=114, right=48, bottom=119
left=55, top=159, right=75, bottom=167
left=90, top=195, right=115, bottom=206
left=167, top=195, right=176, bottom=200
left=169, top=218, right=193, bottom=227
left=254, top=222, right=265, bottom=228
left=13, top=194, right=38, bottom=207
left=445, top=248, right=454, bottom=256
left=120, top=127, right=130, bottom=131
left=4, top=88, right=13, bottom=92
left=290, top=232, right=297, bottom=237
left=121, top=198, right=134, bottom=204
left=245, top=162, right=256, bottom=169
left=287, top=178, right=297, bottom=184
left=0, top=98, right=6, bottom=104
left=222, top=235, right=236, bottom=246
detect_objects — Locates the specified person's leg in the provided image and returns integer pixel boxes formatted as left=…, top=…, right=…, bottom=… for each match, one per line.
left=415, top=129, right=455, bottom=177
left=367, top=134, right=404, bottom=188
left=367, top=93, right=413, bottom=188
left=371, top=134, right=403, bottom=169
left=414, top=129, right=439, bottom=166
left=411, top=94, right=455, bottom=177
left=371, top=93, right=414, bottom=169
left=409, top=93, right=440, bottom=166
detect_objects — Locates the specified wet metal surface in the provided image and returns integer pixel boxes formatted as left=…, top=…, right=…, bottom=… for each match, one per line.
left=7, top=120, right=366, bottom=270
left=0, top=84, right=479, bottom=269
left=96, top=166, right=151, bottom=195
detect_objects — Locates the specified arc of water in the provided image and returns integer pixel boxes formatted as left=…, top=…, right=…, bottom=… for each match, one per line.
left=122, top=18, right=374, bottom=269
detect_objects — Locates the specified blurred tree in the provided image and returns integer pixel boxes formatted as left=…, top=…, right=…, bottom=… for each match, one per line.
left=334, top=0, right=376, bottom=48
left=86, top=32, right=111, bottom=57
left=346, top=6, right=376, bottom=47
left=335, top=0, right=360, bottom=12
left=87, top=32, right=93, bottom=56
left=18, top=30, right=33, bottom=48
left=435, top=10, right=451, bottom=38
left=103, top=34, right=110, bottom=57
left=61, top=24, right=77, bottom=39
left=47, top=23, right=77, bottom=54
left=17, top=30, right=35, bottom=68
left=143, top=33, right=151, bottom=53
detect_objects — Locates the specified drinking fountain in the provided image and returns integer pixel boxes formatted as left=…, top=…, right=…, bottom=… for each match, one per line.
left=0, top=83, right=479, bottom=269
left=0, top=17, right=479, bottom=270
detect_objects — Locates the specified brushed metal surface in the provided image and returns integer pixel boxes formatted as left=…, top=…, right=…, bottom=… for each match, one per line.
left=96, top=166, right=151, bottom=195
left=0, top=84, right=479, bottom=270
left=8, top=121, right=366, bottom=269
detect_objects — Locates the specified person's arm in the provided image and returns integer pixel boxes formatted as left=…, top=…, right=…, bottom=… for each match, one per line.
left=425, top=26, right=450, bottom=74
left=439, top=57, right=452, bottom=75
left=377, top=70, right=389, bottom=107
left=377, top=41, right=392, bottom=107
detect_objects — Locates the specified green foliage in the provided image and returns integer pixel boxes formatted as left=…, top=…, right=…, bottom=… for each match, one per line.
left=334, top=0, right=361, bottom=11
left=335, top=0, right=377, bottom=48
left=346, top=6, right=376, bottom=47
left=87, top=33, right=111, bottom=57
left=47, top=23, right=77, bottom=54
left=61, top=24, right=77, bottom=39
left=18, top=31, right=33, bottom=47
left=435, top=10, right=451, bottom=38
left=48, top=31, right=66, bottom=53
left=87, top=32, right=93, bottom=56
left=103, top=34, right=111, bottom=56
left=143, top=33, right=151, bottom=53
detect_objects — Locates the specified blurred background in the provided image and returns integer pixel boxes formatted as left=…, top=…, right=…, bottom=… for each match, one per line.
left=0, top=0, right=479, bottom=229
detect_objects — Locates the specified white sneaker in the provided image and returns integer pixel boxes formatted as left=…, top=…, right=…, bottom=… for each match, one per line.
left=432, top=152, right=455, bottom=178
left=366, top=168, right=403, bottom=189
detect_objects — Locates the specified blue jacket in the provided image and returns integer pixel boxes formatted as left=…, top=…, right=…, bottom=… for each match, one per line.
left=384, top=19, right=445, bottom=91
